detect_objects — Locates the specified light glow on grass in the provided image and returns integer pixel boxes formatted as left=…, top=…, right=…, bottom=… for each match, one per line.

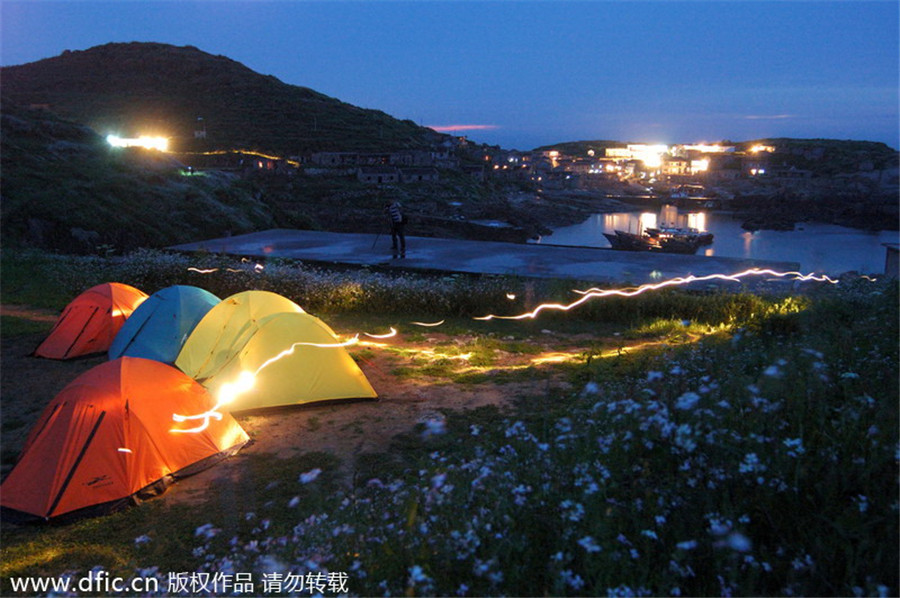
left=476, top=268, right=838, bottom=321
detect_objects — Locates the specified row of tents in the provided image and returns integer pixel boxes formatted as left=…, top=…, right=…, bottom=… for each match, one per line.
left=2, top=282, right=378, bottom=522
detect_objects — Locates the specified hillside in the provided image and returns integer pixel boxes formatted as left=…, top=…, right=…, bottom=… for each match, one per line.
left=0, top=42, right=440, bottom=155
left=0, top=103, right=275, bottom=253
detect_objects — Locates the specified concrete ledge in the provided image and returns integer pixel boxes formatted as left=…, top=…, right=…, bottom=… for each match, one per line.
left=169, top=229, right=802, bottom=285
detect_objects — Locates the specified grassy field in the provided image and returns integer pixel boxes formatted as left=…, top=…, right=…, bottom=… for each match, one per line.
left=0, top=249, right=897, bottom=597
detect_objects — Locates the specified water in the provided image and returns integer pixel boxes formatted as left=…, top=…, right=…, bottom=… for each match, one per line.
left=533, top=204, right=899, bottom=275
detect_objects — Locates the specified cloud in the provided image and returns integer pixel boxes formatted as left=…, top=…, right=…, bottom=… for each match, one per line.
left=743, top=114, right=796, bottom=120
left=428, top=124, right=500, bottom=132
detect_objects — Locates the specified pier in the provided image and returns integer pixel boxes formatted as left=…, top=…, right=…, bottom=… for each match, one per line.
left=170, top=229, right=803, bottom=285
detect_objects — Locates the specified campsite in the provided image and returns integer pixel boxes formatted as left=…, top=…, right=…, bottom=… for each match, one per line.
left=1, top=248, right=897, bottom=596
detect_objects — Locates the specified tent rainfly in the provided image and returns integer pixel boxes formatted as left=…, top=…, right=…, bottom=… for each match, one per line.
left=178, top=310, right=377, bottom=411
left=108, top=285, right=220, bottom=364
left=175, top=289, right=305, bottom=382
left=33, top=282, right=148, bottom=360
left=0, top=357, right=250, bottom=523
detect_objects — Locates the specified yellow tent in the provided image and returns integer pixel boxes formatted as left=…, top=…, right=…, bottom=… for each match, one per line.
left=175, top=294, right=377, bottom=410
left=176, top=290, right=304, bottom=382
left=198, top=311, right=377, bottom=411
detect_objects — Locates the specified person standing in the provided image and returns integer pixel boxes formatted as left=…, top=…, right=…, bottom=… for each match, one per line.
left=385, top=200, right=406, bottom=258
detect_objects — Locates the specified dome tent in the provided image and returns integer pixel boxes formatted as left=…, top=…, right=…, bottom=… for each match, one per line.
left=108, top=285, right=220, bottom=364
left=34, top=282, right=148, bottom=360
left=191, top=311, right=377, bottom=412
left=175, top=290, right=304, bottom=382
left=0, top=357, right=250, bottom=523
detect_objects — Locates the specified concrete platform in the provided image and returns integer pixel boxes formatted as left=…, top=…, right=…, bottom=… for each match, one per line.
left=169, top=229, right=801, bottom=285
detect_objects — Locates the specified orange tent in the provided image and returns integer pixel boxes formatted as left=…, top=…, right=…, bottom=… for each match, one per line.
left=34, top=282, right=148, bottom=359
left=0, top=357, right=250, bottom=523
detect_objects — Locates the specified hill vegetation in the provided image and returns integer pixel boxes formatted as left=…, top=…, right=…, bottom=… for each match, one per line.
left=0, top=103, right=275, bottom=253
left=1, top=42, right=440, bottom=155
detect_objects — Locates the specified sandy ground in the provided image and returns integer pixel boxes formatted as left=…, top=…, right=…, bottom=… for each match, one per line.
left=1, top=305, right=589, bottom=508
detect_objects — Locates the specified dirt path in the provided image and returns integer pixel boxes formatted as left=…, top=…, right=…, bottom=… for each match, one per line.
left=1, top=319, right=600, bottom=507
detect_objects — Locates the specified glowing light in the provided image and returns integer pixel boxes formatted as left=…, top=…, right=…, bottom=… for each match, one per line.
left=680, top=144, right=734, bottom=153
left=750, top=144, right=776, bottom=153
left=117, top=448, right=133, bottom=454
left=106, top=134, right=169, bottom=152
left=365, top=328, right=398, bottom=339
left=506, top=293, right=517, bottom=300
left=411, top=320, right=445, bottom=327
left=627, top=144, right=669, bottom=168
left=172, top=336, right=360, bottom=432
left=691, top=159, right=709, bottom=173
left=188, top=267, right=219, bottom=274
left=476, top=269, right=838, bottom=321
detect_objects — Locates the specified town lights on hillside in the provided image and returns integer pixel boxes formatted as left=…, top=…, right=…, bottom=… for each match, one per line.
left=630, top=144, right=669, bottom=168
left=106, top=134, right=169, bottom=152
left=750, top=144, right=776, bottom=153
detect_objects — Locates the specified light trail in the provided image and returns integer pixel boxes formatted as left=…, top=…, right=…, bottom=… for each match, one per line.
left=476, top=268, right=839, bottom=321
left=172, top=335, right=361, bottom=433
left=188, top=267, right=219, bottom=274
left=364, top=328, right=398, bottom=339
left=173, top=266, right=849, bottom=431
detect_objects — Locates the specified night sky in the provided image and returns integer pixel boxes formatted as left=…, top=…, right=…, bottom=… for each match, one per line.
left=2, top=1, right=898, bottom=151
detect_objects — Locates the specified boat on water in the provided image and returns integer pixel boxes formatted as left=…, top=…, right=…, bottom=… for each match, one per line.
left=645, top=226, right=715, bottom=246
left=603, top=230, right=702, bottom=254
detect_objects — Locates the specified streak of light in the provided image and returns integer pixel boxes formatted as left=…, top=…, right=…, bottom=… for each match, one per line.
left=411, top=320, right=445, bottom=327
left=173, top=335, right=360, bottom=432
left=364, top=328, right=398, bottom=339
left=476, top=268, right=838, bottom=322
left=188, top=267, right=219, bottom=274
left=506, top=293, right=517, bottom=300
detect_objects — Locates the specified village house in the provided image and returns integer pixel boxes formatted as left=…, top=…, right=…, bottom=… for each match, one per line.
left=310, top=152, right=359, bottom=167
left=662, top=155, right=691, bottom=177
left=357, top=166, right=400, bottom=184
left=400, top=167, right=440, bottom=183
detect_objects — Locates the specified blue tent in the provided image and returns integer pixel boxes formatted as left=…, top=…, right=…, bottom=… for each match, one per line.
left=109, top=285, right=220, bottom=364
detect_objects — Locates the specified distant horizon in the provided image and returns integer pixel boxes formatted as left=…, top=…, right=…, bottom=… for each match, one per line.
left=2, top=2, right=897, bottom=151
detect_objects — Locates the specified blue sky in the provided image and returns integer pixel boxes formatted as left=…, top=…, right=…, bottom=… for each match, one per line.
left=2, top=1, right=898, bottom=150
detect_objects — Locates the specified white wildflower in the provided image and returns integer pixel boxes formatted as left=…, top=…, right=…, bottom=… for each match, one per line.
left=763, top=365, right=783, bottom=378
left=408, top=565, right=430, bottom=585
left=299, top=468, right=322, bottom=484
left=577, top=535, right=602, bottom=553
left=194, top=523, right=220, bottom=539
left=727, top=532, right=752, bottom=552
left=675, top=392, right=700, bottom=410
left=783, top=438, right=805, bottom=457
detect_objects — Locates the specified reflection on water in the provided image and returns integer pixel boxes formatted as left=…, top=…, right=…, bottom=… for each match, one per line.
left=533, top=205, right=899, bottom=275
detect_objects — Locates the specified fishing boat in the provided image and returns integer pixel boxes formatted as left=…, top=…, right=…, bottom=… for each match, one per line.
left=645, top=226, right=714, bottom=246
left=603, top=230, right=701, bottom=254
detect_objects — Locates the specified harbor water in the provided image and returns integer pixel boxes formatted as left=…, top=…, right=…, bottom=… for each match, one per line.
left=533, top=204, right=899, bottom=275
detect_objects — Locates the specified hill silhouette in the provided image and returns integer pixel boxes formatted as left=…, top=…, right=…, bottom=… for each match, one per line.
left=1, top=42, right=441, bottom=155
